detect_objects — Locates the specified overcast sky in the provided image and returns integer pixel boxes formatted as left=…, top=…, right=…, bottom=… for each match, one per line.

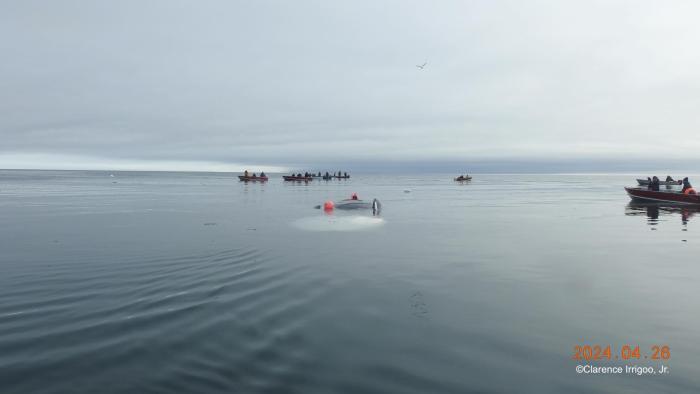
left=2, top=1, right=700, bottom=171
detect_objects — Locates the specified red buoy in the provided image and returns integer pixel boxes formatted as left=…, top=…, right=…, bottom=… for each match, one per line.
left=324, top=200, right=334, bottom=211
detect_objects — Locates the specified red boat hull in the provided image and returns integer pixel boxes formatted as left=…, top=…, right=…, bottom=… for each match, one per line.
left=625, top=187, right=700, bottom=205
left=238, top=176, right=268, bottom=182
left=283, top=176, right=313, bottom=181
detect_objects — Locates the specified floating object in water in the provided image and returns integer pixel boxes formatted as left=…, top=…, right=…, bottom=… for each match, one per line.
left=454, top=176, right=472, bottom=182
left=404, top=189, right=411, bottom=193
left=335, top=198, right=381, bottom=215
left=315, top=198, right=381, bottom=215
left=334, top=198, right=378, bottom=210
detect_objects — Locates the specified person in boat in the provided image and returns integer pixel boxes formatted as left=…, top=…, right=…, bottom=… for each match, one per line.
left=351, top=192, right=358, bottom=200
left=646, top=177, right=653, bottom=190
left=666, top=175, right=675, bottom=182
left=252, top=172, right=257, bottom=177
left=260, top=171, right=266, bottom=178
left=682, top=177, right=696, bottom=195
left=297, top=173, right=302, bottom=177
left=344, top=172, right=348, bottom=177
left=244, top=170, right=249, bottom=177
left=650, top=176, right=660, bottom=191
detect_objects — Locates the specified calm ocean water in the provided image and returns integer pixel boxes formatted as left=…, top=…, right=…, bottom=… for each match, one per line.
left=1, top=170, right=699, bottom=393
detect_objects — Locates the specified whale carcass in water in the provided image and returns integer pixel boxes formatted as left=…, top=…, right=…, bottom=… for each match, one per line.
left=316, top=198, right=381, bottom=215
left=335, top=198, right=381, bottom=212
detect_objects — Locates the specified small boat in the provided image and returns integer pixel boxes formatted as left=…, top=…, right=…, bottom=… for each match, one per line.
left=238, top=175, right=268, bottom=182
left=334, top=175, right=350, bottom=179
left=636, top=178, right=681, bottom=186
left=625, top=187, right=700, bottom=205
left=283, top=175, right=313, bottom=181
left=454, top=176, right=472, bottom=182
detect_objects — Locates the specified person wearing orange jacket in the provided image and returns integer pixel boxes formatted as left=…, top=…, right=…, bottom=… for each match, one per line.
left=682, top=177, right=696, bottom=195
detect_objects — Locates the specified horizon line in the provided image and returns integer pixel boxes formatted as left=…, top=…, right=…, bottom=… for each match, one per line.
left=5, top=168, right=700, bottom=176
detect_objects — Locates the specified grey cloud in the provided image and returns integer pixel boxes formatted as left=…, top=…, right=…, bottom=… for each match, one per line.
left=2, top=1, right=700, bottom=170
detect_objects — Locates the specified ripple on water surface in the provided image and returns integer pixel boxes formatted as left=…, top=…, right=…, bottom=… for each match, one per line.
left=0, top=247, right=328, bottom=393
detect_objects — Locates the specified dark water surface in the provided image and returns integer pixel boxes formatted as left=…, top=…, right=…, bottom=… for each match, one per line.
left=1, top=170, right=699, bottom=393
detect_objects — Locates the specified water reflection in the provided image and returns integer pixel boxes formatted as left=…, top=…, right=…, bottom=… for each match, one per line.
left=625, top=201, right=700, bottom=226
left=292, top=214, right=385, bottom=232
